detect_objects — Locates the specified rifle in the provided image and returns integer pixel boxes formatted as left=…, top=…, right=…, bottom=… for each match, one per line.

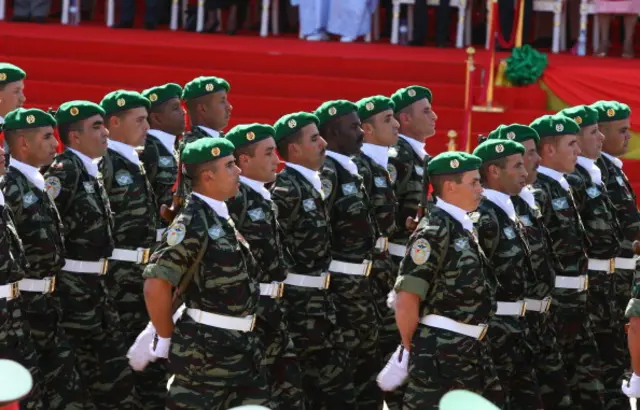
left=160, top=152, right=185, bottom=224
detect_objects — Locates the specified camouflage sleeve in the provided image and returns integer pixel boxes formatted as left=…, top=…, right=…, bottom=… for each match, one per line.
left=389, top=152, right=420, bottom=227
left=476, top=211, right=499, bottom=261
left=2, top=180, right=24, bottom=225
left=626, top=298, right=640, bottom=318
left=226, top=191, right=244, bottom=225
left=566, top=174, right=587, bottom=212
left=142, top=212, right=207, bottom=287
left=320, top=166, right=339, bottom=211
left=271, top=180, right=298, bottom=233
left=139, top=143, right=158, bottom=188
left=0, top=211, right=20, bottom=275
left=44, top=160, right=77, bottom=229
left=394, top=223, right=445, bottom=300
left=533, top=186, right=551, bottom=227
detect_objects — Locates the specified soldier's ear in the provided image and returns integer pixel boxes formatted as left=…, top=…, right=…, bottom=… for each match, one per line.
left=361, top=121, right=374, bottom=136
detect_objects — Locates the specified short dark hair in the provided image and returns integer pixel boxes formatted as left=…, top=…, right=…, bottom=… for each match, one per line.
left=537, top=135, right=562, bottom=155
left=234, top=144, right=257, bottom=160
left=430, top=173, right=464, bottom=198
left=275, top=128, right=304, bottom=161
left=104, top=111, right=126, bottom=126
left=479, top=157, right=508, bottom=182
left=58, top=120, right=83, bottom=145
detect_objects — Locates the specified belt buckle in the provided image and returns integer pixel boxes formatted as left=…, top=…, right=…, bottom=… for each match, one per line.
left=9, top=282, right=19, bottom=299
left=322, top=273, right=331, bottom=290
left=100, top=259, right=109, bottom=276
left=44, top=276, right=56, bottom=294
left=364, top=261, right=372, bottom=277
left=582, top=275, right=589, bottom=291
left=543, top=297, right=552, bottom=313
left=609, top=258, right=615, bottom=274
left=519, top=301, right=527, bottom=317
left=276, top=282, right=284, bottom=298
left=378, top=237, right=389, bottom=252
left=249, top=315, right=256, bottom=332
left=477, top=324, right=488, bottom=341
left=138, top=248, right=151, bottom=264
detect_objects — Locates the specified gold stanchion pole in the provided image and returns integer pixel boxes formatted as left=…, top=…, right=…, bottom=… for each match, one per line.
left=473, top=0, right=504, bottom=113
left=464, top=47, right=475, bottom=153
left=515, top=0, right=525, bottom=47
left=448, top=130, right=458, bottom=151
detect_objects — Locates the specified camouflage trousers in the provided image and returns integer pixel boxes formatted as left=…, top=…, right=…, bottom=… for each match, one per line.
left=525, top=310, right=573, bottom=410
left=58, top=271, right=138, bottom=410
left=587, top=270, right=630, bottom=410
left=403, top=326, right=504, bottom=410
left=106, top=261, right=169, bottom=410
left=551, top=305, right=605, bottom=409
left=256, top=298, right=305, bottom=409
left=487, top=318, right=544, bottom=410
left=0, top=299, right=46, bottom=410
left=284, top=286, right=356, bottom=410
left=22, top=292, right=94, bottom=410
left=166, top=318, right=271, bottom=410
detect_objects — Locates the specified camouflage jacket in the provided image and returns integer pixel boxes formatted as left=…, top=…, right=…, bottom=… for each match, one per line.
left=512, top=193, right=557, bottom=300
left=567, top=163, right=621, bottom=260
left=387, top=137, right=429, bottom=245
left=1, top=167, right=65, bottom=278
left=597, top=154, right=640, bottom=258
left=140, top=133, right=178, bottom=230
left=100, top=148, right=157, bottom=250
left=0, top=200, right=26, bottom=286
left=178, top=126, right=219, bottom=197
left=395, top=207, right=498, bottom=325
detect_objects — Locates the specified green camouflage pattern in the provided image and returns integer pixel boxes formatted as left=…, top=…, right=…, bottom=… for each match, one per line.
left=513, top=194, right=573, bottom=409
left=99, top=148, right=165, bottom=409
left=532, top=174, right=606, bottom=409
left=44, top=149, right=138, bottom=409
left=227, top=182, right=304, bottom=409
left=474, top=199, right=543, bottom=409
left=0, top=204, right=45, bottom=410
left=177, top=127, right=216, bottom=197
left=387, top=137, right=428, bottom=246
left=271, top=166, right=356, bottom=409
left=140, top=134, right=178, bottom=230
left=395, top=207, right=503, bottom=409
left=1, top=167, right=91, bottom=409
left=143, top=194, right=269, bottom=409
left=625, top=298, right=640, bottom=318
left=321, top=156, right=382, bottom=409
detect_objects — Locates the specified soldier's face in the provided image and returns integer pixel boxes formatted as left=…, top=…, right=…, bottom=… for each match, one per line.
left=401, top=99, right=437, bottom=139
left=368, top=109, right=399, bottom=146
left=578, top=124, right=604, bottom=160
left=72, top=115, right=109, bottom=159
left=205, top=91, right=232, bottom=131
left=0, top=80, right=26, bottom=115
left=295, top=123, right=326, bottom=171
left=453, top=170, right=483, bottom=212
left=210, top=154, right=241, bottom=199
left=550, top=134, right=580, bottom=173
left=118, top=107, right=149, bottom=147
left=26, top=126, right=58, bottom=167
left=239, top=137, right=279, bottom=183
left=600, top=119, right=631, bottom=157
left=336, top=112, right=364, bottom=156
left=500, top=154, right=528, bottom=195
left=520, top=139, right=540, bottom=184
left=155, top=97, right=186, bottom=136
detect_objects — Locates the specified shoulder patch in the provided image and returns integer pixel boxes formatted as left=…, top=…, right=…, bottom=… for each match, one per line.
left=166, top=223, right=186, bottom=246
left=387, top=164, right=398, bottom=184
left=115, top=170, right=133, bottom=186
left=321, top=178, right=333, bottom=199
left=410, top=238, right=431, bottom=265
left=45, top=176, right=62, bottom=199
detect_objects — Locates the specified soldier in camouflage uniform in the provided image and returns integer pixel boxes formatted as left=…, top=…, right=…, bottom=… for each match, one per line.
left=271, top=112, right=356, bottom=409
left=472, top=139, right=544, bottom=409
left=390, top=151, right=503, bottom=409
left=140, top=83, right=185, bottom=243
left=314, top=100, right=382, bottom=409
left=529, top=114, right=606, bottom=409
left=487, top=124, right=573, bottom=409
left=0, top=63, right=27, bottom=162
left=142, top=138, right=270, bottom=409
left=179, top=76, right=231, bottom=195
left=353, top=95, right=403, bottom=409
left=225, top=123, right=304, bottom=409
left=43, top=101, right=138, bottom=410
left=99, top=90, right=162, bottom=408
left=558, top=105, right=628, bottom=410
left=0, top=136, right=45, bottom=410
left=1, top=108, right=90, bottom=409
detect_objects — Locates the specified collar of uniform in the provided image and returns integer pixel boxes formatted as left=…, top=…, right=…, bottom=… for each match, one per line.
left=0, top=115, right=4, bottom=123
left=326, top=150, right=359, bottom=176
left=361, top=143, right=389, bottom=169
left=518, top=186, right=537, bottom=210
left=537, top=166, right=570, bottom=192
left=197, top=125, right=220, bottom=138
left=601, top=151, right=623, bottom=169
left=0, top=190, right=4, bottom=206
left=67, top=147, right=99, bottom=178
left=285, top=162, right=323, bottom=197
left=148, top=129, right=177, bottom=155
left=9, top=156, right=45, bottom=191
left=193, top=192, right=229, bottom=219
left=435, top=196, right=473, bottom=232
left=108, top=139, right=140, bottom=166
left=483, top=188, right=517, bottom=222
left=399, top=134, right=427, bottom=161
left=240, top=175, right=271, bottom=201
left=576, top=156, right=602, bottom=186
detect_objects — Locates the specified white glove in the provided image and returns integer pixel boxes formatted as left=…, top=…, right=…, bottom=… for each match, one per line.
left=622, top=373, right=640, bottom=397
left=127, top=322, right=157, bottom=371
left=386, top=290, right=398, bottom=311
left=150, top=336, right=171, bottom=359
left=376, top=344, right=409, bottom=391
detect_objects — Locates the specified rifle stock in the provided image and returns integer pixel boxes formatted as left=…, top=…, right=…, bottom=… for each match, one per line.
left=160, top=157, right=185, bottom=224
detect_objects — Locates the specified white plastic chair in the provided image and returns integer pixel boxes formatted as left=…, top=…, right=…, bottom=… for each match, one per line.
left=577, top=0, right=600, bottom=55
left=390, top=0, right=473, bottom=48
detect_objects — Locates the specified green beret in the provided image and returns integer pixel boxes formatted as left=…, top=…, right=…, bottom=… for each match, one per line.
left=391, top=85, right=433, bottom=113
left=225, top=123, right=275, bottom=149
left=55, top=100, right=105, bottom=125
left=0, top=63, right=26, bottom=85
left=100, top=90, right=150, bottom=115
left=558, top=105, right=599, bottom=127
left=356, top=95, right=395, bottom=121
left=529, top=114, right=580, bottom=138
left=473, top=139, right=525, bottom=163
left=141, top=83, right=183, bottom=106
left=427, top=151, right=482, bottom=176
left=273, top=112, right=319, bottom=142
left=3, top=108, right=56, bottom=131
left=181, top=137, right=235, bottom=164
left=182, top=76, right=230, bottom=101
left=314, top=100, right=358, bottom=127
left=590, top=100, right=631, bottom=123
left=487, top=124, right=540, bottom=145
